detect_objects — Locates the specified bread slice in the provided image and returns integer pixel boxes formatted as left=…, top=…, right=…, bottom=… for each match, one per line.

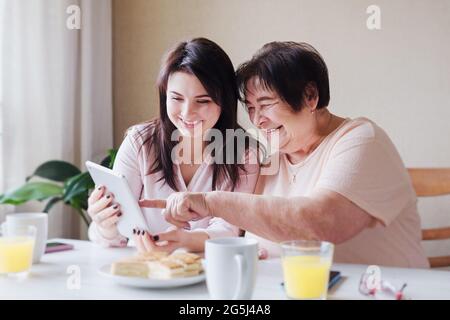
left=110, top=251, right=168, bottom=277
left=110, top=260, right=150, bottom=278
left=110, top=251, right=203, bottom=279
left=147, top=259, right=186, bottom=279
left=167, top=252, right=203, bottom=272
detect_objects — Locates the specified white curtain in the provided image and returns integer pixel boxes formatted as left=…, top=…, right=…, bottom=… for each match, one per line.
left=0, top=0, right=113, bottom=238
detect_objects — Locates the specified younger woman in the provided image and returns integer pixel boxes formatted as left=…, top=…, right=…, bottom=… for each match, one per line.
left=87, top=38, right=259, bottom=253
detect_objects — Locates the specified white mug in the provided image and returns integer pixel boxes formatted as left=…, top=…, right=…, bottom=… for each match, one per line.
left=205, top=237, right=258, bottom=300
left=1, top=213, right=48, bottom=263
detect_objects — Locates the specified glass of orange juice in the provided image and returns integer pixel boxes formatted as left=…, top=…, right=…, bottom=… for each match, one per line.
left=281, top=240, right=334, bottom=300
left=0, top=224, right=36, bottom=278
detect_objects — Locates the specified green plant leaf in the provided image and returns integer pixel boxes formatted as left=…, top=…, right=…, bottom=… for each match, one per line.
left=0, top=197, right=24, bottom=205
left=100, top=148, right=118, bottom=169
left=0, top=182, right=63, bottom=206
left=63, top=172, right=94, bottom=203
left=43, top=196, right=63, bottom=213
left=70, top=192, right=88, bottom=211
left=108, top=149, right=118, bottom=168
left=26, top=160, right=81, bottom=182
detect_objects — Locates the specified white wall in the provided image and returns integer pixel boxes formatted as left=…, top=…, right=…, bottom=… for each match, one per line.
left=113, top=0, right=450, bottom=257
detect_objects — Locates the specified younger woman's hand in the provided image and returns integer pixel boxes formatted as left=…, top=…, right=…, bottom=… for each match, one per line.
left=133, top=226, right=209, bottom=254
left=87, top=185, right=121, bottom=239
left=132, top=228, right=157, bottom=253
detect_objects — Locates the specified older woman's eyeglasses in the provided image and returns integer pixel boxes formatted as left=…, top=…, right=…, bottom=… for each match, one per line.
left=359, top=268, right=409, bottom=300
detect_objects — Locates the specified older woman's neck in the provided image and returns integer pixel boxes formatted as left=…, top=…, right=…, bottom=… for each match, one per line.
left=287, top=109, right=343, bottom=164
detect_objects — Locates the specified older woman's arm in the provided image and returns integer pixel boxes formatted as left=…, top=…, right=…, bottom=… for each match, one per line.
left=204, top=189, right=373, bottom=244
left=142, top=188, right=374, bottom=245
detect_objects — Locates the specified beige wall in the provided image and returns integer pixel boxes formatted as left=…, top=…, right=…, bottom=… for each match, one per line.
left=113, top=0, right=450, bottom=256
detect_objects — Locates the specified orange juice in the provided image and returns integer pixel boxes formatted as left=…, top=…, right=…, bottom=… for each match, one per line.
left=282, top=255, right=331, bottom=299
left=0, top=236, right=35, bottom=274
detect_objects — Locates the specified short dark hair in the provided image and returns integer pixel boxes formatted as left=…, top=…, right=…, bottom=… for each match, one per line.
left=236, top=42, right=330, bottom=111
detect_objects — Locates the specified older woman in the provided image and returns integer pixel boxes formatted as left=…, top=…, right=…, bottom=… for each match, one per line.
left=141, top=41, right=429, bottom=268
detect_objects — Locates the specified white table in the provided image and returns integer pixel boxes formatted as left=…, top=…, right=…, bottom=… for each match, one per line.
left=1, top=239, right=449, bottom=300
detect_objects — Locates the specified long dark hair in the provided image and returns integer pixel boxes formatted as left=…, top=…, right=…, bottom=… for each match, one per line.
left=133, top=38, right=250, bottom=191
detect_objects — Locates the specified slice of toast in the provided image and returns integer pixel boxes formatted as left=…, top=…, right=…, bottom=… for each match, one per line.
left=147, top=259, right=186, bottom=279
left=110, top=251, right=203, bottom=279
left=166, top=252, right=203, bottom=272
left=110, top=251, right=168, bottom=277
left=110, top=260, right=150, bottom=278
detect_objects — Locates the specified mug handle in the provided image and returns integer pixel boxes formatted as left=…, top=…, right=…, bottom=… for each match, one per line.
left=232, top=254, right=246, bottom=300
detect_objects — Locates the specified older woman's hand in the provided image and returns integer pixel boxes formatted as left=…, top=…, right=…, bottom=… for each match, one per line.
left=139, top=192, right=211, bottom=228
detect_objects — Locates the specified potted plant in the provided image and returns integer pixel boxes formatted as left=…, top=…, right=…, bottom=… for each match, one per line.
left=0, top=149, right=117, bottom=226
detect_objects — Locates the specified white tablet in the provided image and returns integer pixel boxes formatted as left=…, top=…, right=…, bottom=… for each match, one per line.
left=85, top=161, right=149, bottom=239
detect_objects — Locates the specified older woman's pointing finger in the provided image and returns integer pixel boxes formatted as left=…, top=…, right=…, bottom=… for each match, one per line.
left=139, top=192, right=211, bottom=227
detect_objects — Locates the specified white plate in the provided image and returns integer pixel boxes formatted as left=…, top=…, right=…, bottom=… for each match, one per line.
left=98, top=264, right=206, bottom=288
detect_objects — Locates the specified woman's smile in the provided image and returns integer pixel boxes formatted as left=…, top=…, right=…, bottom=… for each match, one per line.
left=262, top=125, right=282, bottom=135
left=178, top=117, right=203, bottom=130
